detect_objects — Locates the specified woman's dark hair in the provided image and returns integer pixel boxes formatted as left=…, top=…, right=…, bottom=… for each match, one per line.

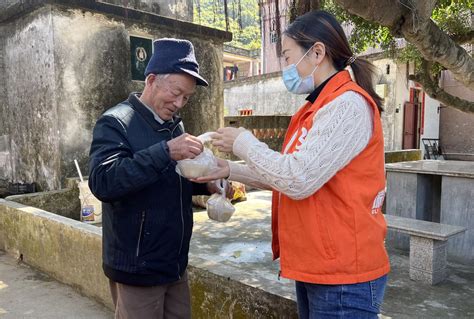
left=284, top=10, right=383, bottom=113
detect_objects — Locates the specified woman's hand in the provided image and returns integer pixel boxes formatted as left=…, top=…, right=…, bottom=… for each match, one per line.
left=205, top=179, right=235, bottom=199
left=211, top=127, right=246, bottom=153
left=192, top=158, right=230, bottom=183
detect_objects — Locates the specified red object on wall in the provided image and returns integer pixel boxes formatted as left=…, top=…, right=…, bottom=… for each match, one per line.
left=238, top=109, right=253, bottom=116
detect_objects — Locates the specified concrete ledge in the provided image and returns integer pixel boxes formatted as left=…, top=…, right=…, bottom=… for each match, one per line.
left=5, top=187, right=80, bottom=220
left=385, top=149, right=422, bottom=163
left=0, top=198, right=110, bottom=306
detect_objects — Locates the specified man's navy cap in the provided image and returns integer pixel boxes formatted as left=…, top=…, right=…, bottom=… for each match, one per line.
left=144, top=38, right=208, bottom=86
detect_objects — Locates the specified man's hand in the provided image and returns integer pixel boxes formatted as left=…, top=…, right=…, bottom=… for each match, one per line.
left=167, top=133, right=203, bottom=161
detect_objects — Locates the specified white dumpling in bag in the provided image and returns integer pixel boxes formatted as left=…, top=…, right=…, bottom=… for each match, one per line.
left=176, top=148, right=217, bottom=179
left=176, top=132, right=218, bottom=179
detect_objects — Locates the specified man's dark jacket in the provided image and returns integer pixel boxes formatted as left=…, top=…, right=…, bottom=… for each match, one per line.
left=88, top=93, right=208, bottom=286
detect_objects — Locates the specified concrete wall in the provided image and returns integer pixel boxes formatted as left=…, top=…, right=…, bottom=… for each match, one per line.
left=0, top=199, right=298, bottom=317
left=0, top=1, right=230, bottom=191
left=5, top=188, right=80, bottom=221
left=223, top=59, right=413, bottom=152
left=2, top=6, right=61, bottom=191
left=224, top=72, right=307, bottom=116
left=224, top=115, right=291, bottom=160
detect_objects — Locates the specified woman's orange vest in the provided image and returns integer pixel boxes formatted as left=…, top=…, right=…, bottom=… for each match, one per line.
left=272, top=70, right=390, bottom=284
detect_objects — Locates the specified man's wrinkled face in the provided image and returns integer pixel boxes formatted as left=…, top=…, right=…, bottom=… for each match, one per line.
left=147, top=73, right=196, bottom=121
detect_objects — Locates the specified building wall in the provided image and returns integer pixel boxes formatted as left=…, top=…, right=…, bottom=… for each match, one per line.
left=371, top=58, right=402, bottom=151
left=393, top=62, right=409, bottom=150
left=260, top=0, right=290, bottom=74
left=439, top=71, right=474, bottom=160
left=0, top=3, right=230, bottom=191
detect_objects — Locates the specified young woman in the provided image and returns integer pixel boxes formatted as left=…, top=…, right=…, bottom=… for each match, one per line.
left=197, top=10, right=390, bottom=318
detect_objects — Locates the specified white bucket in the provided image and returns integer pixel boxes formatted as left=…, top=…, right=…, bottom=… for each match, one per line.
left=77, top=181, right=102, bottom=224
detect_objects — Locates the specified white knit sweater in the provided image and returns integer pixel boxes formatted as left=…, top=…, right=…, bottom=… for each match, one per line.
left=228, top=91, right=374, bottom=200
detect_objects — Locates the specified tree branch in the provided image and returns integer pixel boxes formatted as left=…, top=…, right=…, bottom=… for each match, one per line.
left=335, top=0, right=474, bottom=91
left=334, top=0, right=405, bottom=30
left=409, top=59, right=474, bottom=113
left=401, top=18, right=474, bottom=91
left=450, top=30, right=474, bottom=45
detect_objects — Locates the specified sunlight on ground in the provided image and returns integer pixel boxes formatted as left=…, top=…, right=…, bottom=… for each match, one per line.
left=0, top=307, right=7, bottom=314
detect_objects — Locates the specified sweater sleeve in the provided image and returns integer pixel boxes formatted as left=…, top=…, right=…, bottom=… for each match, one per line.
left=227, top=161, right=272, bottom=190
left=231, top=91, right=374, bottom=200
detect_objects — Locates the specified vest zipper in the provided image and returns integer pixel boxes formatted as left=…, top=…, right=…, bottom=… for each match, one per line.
left=177, top=174, right=184, bottom=279
left=136, top=210, right=146, bottom=257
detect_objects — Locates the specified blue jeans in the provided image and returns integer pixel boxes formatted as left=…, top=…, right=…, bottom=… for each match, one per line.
left=295, top=275, right=388, bottom=319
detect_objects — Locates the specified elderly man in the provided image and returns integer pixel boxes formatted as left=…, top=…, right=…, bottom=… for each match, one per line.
left=89, top=38, right=218, bottom=318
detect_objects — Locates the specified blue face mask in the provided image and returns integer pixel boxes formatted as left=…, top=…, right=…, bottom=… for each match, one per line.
left=282, top=46, right=318, bottom=94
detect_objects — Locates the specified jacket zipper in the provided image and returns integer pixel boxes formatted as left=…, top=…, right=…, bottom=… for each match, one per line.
left=159, top=125, right=185, bottom=279
left=136, top=210, right=146, bottom=257
left=173, top=124, right=185, bottom=279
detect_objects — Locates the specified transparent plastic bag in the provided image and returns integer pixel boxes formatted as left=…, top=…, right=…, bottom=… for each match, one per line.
left=206, top=179, right=235, bottom=222
left=176, top=132, right=218, bottom=179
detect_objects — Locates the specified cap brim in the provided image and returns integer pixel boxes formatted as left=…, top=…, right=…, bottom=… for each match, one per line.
left=178, top=67, right=209, bottom=86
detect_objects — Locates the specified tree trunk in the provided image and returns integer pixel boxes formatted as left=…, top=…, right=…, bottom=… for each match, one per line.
left=289, top=0, right=322, bottom=22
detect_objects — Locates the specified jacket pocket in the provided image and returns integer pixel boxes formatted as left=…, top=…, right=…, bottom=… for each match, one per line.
left=136, top=210, right=146, bottom=257
left=316, top=210, right=337, bottom=260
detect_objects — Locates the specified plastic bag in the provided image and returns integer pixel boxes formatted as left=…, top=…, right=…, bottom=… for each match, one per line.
left=206, top=179, right=235, bottom=222
left=176, top=132, right=218, bottom=179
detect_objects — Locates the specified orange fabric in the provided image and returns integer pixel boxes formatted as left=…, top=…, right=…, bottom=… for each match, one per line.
left=272, top=70, right=390, bottom=284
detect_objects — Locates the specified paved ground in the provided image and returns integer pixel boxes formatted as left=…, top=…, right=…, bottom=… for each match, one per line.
left=1, top=190, right=473, bottom=318
left=0, top=251, right=112, bottom=319
left=191, top=190, right=474, bottom=319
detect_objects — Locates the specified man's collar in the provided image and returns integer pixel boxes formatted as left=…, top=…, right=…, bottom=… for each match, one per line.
left=127, top=93, right=181, bottom=131
left=132, top=93, right=174, bottom=125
